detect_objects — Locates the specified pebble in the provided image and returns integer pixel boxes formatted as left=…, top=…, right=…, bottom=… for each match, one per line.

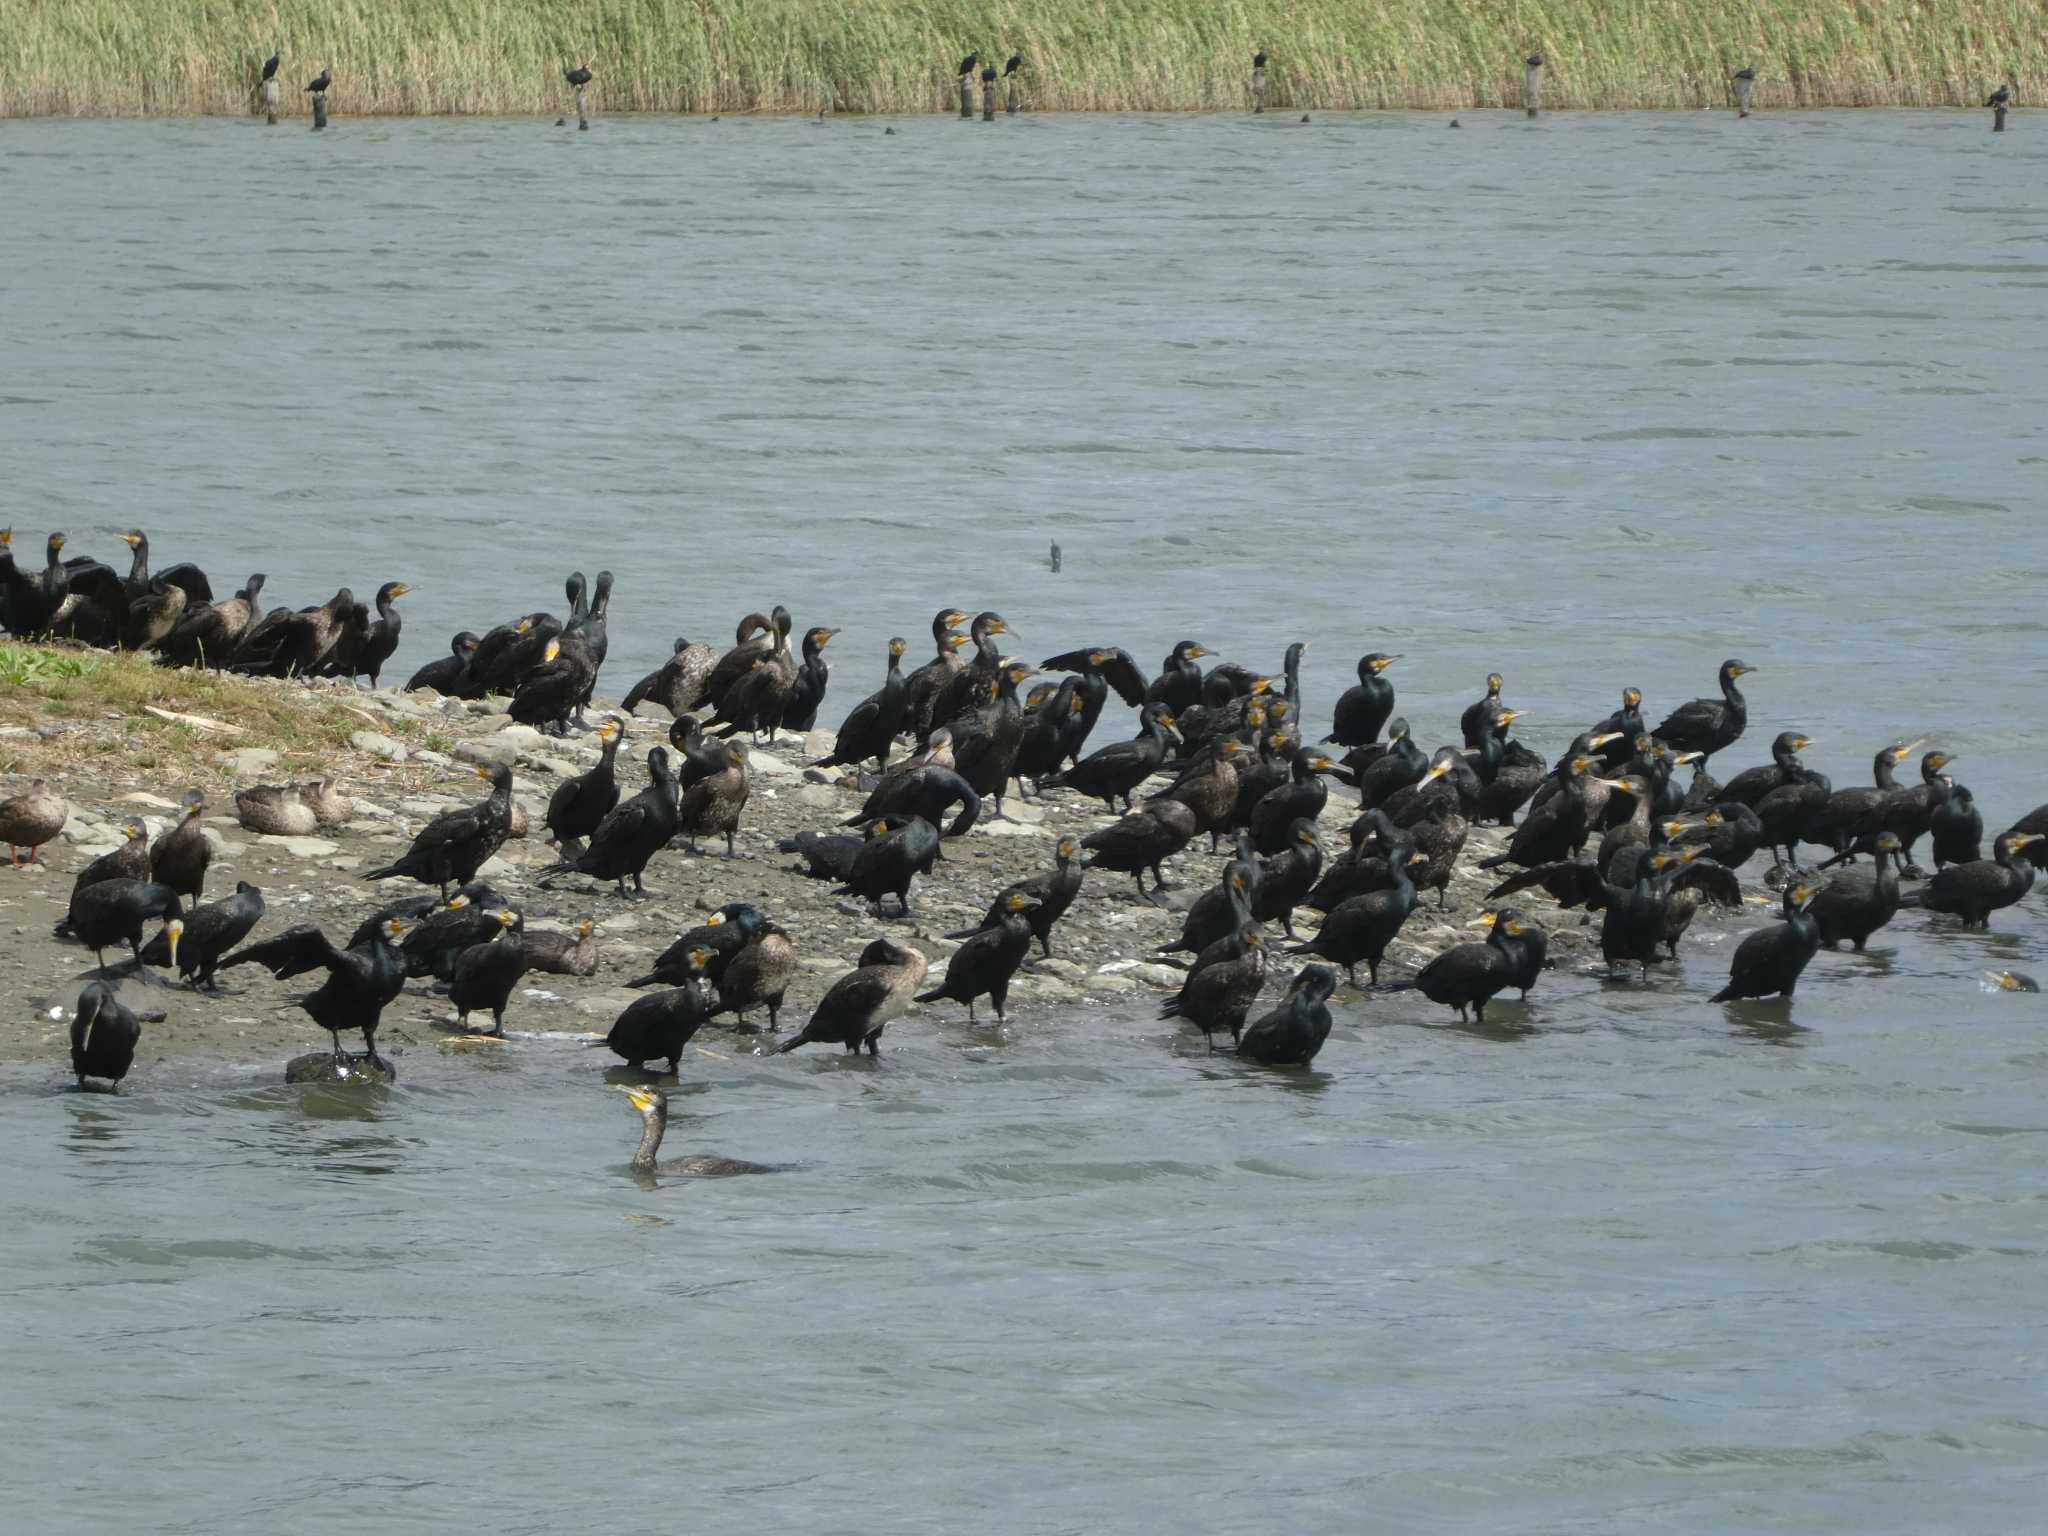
left=747, top=751, right=799, bottom=780
left=980, top=819, right=1046, bottom=839
left=455, top=738, right=518, bottom=768
left=201, top=829, right=249, bottom=857
left=531, top=757, right=580, bottom=779
left=222, top=747, right=281, bottom=776
left=259, top=834, right=341, bottom=858
left=349, top=730, right=407, bottom=763
left=116, top=791, right=179, bottom=810
left=794, top=785, right=840, bottom=810
left=412, top=749, right=454, bottom=769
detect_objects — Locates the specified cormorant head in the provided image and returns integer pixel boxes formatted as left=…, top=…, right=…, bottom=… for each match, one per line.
left=889, top=636, right=907, bottom=657
left=382, top=916, right=408, bottom=941
left=1407, top=849, right=1431, bottom=867
left=179, top=789, right=207, bottom=819
left=1003, top=892, right=1042, bottom=914
left=1787, top=883, right=1819, bottom=911
left=542, top=638, right=561, bottom=663
left=1495, top=709, right=1524, bottom=729
left=1986, top=970, right=2040, bottom=993
left=575, top=919, right=596, bottom=939
left=1724, top=660, right=1753, bottom=679
left=0, top=529, right=10, bottom=550
left=123, top=818, right=147, bottom=839
left=120, top=530, right=144, bottom=549
left=1055, top=836, right=1079, bottom=862
left=1417, top=751, right=1456, bottom=786
left=596, top=717, right=623, bottom=742
left=946, top=634, right=971, bottom=653
left=48, top=532, right=66, bottom=555
left=622, top=1084, right=668, bottom=1120
left=1292, top=821, right=1320, bottom=849
left=1883, top=739, right=1922, bottom=765
left=687, top=946, right=715, bottom=972
left=1486, top=673, right=1505, bottom=692
left=446, top=893, right=473, bottom=910
left=1386, top=718, right=1410, bottom=741
left=1874, top=833, right=1903, bottom=854
left=164, top=918, right=184, bottom=967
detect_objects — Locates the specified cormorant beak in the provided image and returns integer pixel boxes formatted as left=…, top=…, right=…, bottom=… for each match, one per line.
left=1188, top=646, right=1208, bottom=659
left=707, top=912, right=725, bottom=926
left=447, top=894, right=472, bottom=909
left=166, top=920, right=183, bottom=966
left=1496, top=710, right=1524, bottom=725
left=1794, top=736, right=1815, bottom=750
left=121, top=532, right=141, bottom=547
left=1588, top=732, right=1623, bottom=748
left=1891, top=739, right=1924, bottom=762
left=1595, top=777, right=1631, bottom=789
left=1375, top=655, right=1401, bottom=672
left=515, top=619, right=532, bottom=634
left=385, top=918, right=408, bottom=939
left=1420, top=760, right=1450, bottom=785
left=1249, top=679, right=1272, bottom=695
left=577, top=920, right=595, bottom=938
left=51, top=534, right=65, bottom=550
left=1471, top=911, right=1500, bottom=929
left=1407, top=851, right=1430, bottom=866
left=619, top=1085, right=658, bottom=1114
left=1673, top=751, right=1703, bottom=765
left=690, top=947, right=714, bottom=969
left=475, top=764, right=495, bottom=780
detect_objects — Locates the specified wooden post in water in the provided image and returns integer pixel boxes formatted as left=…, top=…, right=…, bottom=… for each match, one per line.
left=311, top=91, right=328, bottom=130
left=1989, top=84, right=2011, bottom=132
left=1252, top=51, right=1268, bottom=114
left=1733, top=67, right=1755, bottom=118
left=1523, top=54, right=1543, bottom=118
left=1049, top=541, right=1062, bottom=573
left=981, top=66, right=996, bottom=121
left=575, top=85, right=589, bottom=130
left=959, top=70, right=974, bottom=118
left=262, top=79, right=279, bottom=125
left=1994, top=103, right=2008, bottom=132
left=1005, top=55, right=1021, bottom=114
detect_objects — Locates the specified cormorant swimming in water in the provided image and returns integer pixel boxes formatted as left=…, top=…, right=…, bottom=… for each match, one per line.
left=618, top=1087, right=777, bottom=1178
left=1237, top=966, right=1337, bottom=1065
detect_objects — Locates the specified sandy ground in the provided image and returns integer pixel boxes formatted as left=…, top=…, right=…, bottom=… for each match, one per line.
left=0, top=678, right=1639, bottom=1080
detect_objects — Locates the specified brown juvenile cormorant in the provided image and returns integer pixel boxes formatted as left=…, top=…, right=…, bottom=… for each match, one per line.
left=1904, top=832, right=2043, bottom=928
left=1711, top=883, right=1821, bottom=1003
left=703, top=922, right=797, bottom=1030
left=449, top=909, right=527, bottom=1035
left=365, top=761, right=516, bottom=899
left=621, top=635, right=718, bottom=717
left=700, top=610, right=776, bottom=709
left=778, top=939, right=928, bottom=1055
left=526, top=918, right=599, bottom=977
left=137, top=881, right=263, bottom=991
left=676, top=740, right=751, bottom=856
left=149, top=790, right=212, bottom=902
left=1324, top=652, right=1398, bottom=748
left=630, top=903, right=766, bottom=989
left=916, top=892, right=1040, bottom=1022
left=0, top=779, right=66, bottom=867
left=55, top=818, right=150, bottom=935
left=1238, top=966, right=1337, bottom=1065
left=1160, top=922, right=1268, bottom=1050
left=1159, top=856, right=1258, bottom=960
left=1652, top=660, right=1753, bottom=762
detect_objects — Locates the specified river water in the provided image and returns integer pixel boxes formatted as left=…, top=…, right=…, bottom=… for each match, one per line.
left=3, top=111, right=2046, bottom=1531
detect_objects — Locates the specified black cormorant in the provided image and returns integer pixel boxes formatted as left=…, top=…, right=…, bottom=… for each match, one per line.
left=1238, top=966, right=1337, bottom=1065
left=1652, top=659, right=1753, bottom=762
left=1711, top=883, right=1821, bottom=1003
left=916, top=892, right=1040, bottom=1022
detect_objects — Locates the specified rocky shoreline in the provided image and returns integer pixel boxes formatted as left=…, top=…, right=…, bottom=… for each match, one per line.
left=0, top=673, right=1710, bottom=1079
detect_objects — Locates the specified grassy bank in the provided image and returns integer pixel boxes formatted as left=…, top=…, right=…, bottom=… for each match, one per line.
left=0, top=643, right=430, bottom=780
left=0, top=0, right=2033, bottom=117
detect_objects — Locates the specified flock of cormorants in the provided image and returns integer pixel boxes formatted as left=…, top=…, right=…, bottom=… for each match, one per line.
left=4, top=529, right=2042, bottom=1172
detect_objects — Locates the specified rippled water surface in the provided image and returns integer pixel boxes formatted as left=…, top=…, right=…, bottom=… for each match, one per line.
left=3, top=112, right=2047, bottom=1531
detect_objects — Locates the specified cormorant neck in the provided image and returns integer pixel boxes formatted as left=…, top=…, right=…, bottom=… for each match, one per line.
left=632, top=1104, right=665, bottom=1170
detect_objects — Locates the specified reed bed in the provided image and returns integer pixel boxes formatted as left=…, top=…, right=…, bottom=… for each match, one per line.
left=0, top=0, right=2036, bottom=117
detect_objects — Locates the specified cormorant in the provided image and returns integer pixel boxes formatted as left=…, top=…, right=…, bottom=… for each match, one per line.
left=704, top=922, right=796, bottom=1030
left=1158, top=856, right=1258, bottom=961
left=1252, top=819, right=1323, bottom=939
left=1249, top=746, right=1339, bottom=854
left=1930, top=779, right=1982, bottom=870
left=408, top=633, right=481, bottom=696
left=814, top=637, right=910, bottom=772
left=957, top=52, right=979, bottom=77
left=946, top=836, right=1084, bottom=958
left=1459, top=673, right=1506, bottom=749
left=1324, top=653, right=1399, bottom=748
left=1081, top=799, right=1198, bottom=903
left=1986, top=969, right=2037, bottom=993
left=149, top=790, right=211, bottom=902
left=630, top=903, right=766, bottom=989
left=603, top=950, right=712, bottom=1073
left=1238, top=966, right=1337, bottom=1065
left=1711, top=883, right=1821, bottom=1003
left=401, top=889, right=515, bottom=982
left=1013, top=680, right=1087, bottom=792
left=1289, top=846, right=1428, bottom=986
left=449, top=909, right=527, bottom=1035
left=1721, top=731, right=1815, bottom=807
left=222, top=916, right=407, bottom=1072
left=544, top=716, right=625, bottom=858
left=71, top=980, right=146, bottom=1090
left=1810, top=833, right=1902, bottom=950
left=1042, top=704, right=1178, bottom=813
left=1389, top=909, right=1531, bottom=1024
left=1904, top=832, right=2043, bottom=928
left=136, top=880, right=263, bottom=990
left=621, top=635, right=719, bottom=718
left=1651, top=659, right=1753, bottom=762
left=1350, top=718, right=1428, bottom=810
left=1005, top=54, right=1023, bottom=77
left=1803, top=740, right=1919, bottom=860
left=779, top=625, right=838, bottom=734
left=916, top=892, right=1040, bottom=1022
left=617, top=1087, right=777, bottom=1178
left=305, top=70, right=331, bottom=93
left=676, top=739, right=751, bottom=856
left=778, top=939, right=928, bottom=1055
left=565, top=65, right=594, bottom=87
left=349, top=581, right=411, bottom=687
left=55, top=819, right=150, bottom=934
left=262, top=51, right=280, bottom=83
left=1988, top=85, right=2012, bottom=108
left=365, top=761, right=516, bottom=898
left=68, top=880, right=183, bottom=975
left=835, top=814, right=941, bottom=915
left=1144, top=640, right=1210, bottom=716
left=542, top=746, right=680, bottom=897
left=526, top=918, right=599, bottom=977
left=1159, top=922, right=1267, bottom=1050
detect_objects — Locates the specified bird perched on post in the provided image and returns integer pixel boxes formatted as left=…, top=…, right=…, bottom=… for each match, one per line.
left=261, top=50, right=281, bottom=83
left=305, top=69, right=331, bottom=94
left=956, top=52, right=979, bottom=78
left=1987, top=84, right=2012, bottom=109
left=565, top=64, right=593, bottom=87
left=1005, top=54, right=1022, bottom=78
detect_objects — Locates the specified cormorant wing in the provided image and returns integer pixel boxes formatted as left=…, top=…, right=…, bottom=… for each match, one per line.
left=1669, top=859, right=1744, bottom=907
left=152, top=562, right=213, bottom=603
left=1487, top=859, right=1603, bottom=908
left=220, top=923, right=345, bottom=980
